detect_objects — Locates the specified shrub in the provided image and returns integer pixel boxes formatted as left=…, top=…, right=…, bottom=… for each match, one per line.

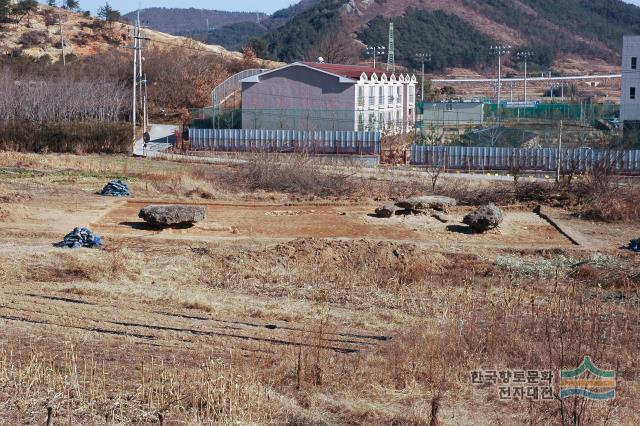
left=239, top=155, right=359, bottom=197
left=0, top=121, right=131, bottom=154
left=19, top=30, right=51, bottom=48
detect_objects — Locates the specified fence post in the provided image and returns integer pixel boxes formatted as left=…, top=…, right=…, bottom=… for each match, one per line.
left=47, top=407, right=53, bottom=426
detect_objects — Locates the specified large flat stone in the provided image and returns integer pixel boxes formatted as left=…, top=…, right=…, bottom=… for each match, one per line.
left=395, top=196, right=457, bottom=212
left=138, top=205, right=207, bottom=226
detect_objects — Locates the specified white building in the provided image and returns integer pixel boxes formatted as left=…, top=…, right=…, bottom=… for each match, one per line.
left=241, top=62, right=417, bottom=134
left=621, top=36, right=640, bottom=123
left=354, top=69, right=417, bottom=134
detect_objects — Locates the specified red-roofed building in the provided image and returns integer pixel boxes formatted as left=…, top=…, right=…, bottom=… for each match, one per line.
left=240, top=62, right=417, bottom=134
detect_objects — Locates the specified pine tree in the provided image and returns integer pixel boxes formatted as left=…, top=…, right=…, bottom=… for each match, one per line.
left=63, top=0, right=80, bottom=11
left=97, top=2, right=120, bottom=23
left=0, top=0, right=12, bottom=23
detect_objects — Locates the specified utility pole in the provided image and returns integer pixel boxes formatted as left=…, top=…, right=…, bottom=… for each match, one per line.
left=136, top=11, right=147, bottom=135
left=557, top=120, right=563, bottom=183
left=131, top=22, right=137, bottom=145
left=490, top=45, right=511, bottom=122
left=415, top=52, right=431, bottom=102
left=127, top=11, right=151, bottom=149
left=366, top=46, right=386, bottom=69
left=516, top=51, right=533, bottom=103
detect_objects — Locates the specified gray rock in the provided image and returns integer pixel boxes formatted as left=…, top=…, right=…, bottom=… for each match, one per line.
left=139, top=205, right=207, bottom=226
left=375, top=204, right=401, bottom=218
left=431, top=212, right=450, bottom=223
left=396, top=196, right=457, bottom=213
left=463, top=203, right=503, bottom=232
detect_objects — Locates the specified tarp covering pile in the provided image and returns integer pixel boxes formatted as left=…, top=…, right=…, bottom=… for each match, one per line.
left=100, top=179, right=130, bottom=196
left=55, top=227, right=103, bottom=249
left=630, top=239, right=640, bottom=253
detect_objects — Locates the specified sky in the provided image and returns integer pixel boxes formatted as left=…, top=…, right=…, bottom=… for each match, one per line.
left=73, top=1, right=300, bottom=15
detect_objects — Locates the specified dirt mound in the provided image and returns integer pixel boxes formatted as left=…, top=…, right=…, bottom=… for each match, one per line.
left=0, top=192, right=32, bottom=203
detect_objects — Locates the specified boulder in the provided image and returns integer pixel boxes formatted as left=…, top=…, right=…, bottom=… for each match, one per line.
left=375, top=204, right=402, bottom=218
left=463, top=203, right=503, bottom=232
left=139, top=205, right=207, bottom=226
left=395, top=196, right=457, bottom=213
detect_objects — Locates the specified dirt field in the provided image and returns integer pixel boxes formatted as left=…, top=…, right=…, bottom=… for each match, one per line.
left=0, top=153, right=638, bottom=425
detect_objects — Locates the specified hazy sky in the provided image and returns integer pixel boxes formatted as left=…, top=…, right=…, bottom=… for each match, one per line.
left=72, top=1, right=300, bottom=15
left=64, top=0, right=640, bottom=16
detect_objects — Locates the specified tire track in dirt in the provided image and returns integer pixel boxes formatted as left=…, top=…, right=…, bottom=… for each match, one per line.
left=0, top=293, right=389, bottom=354
left=155, top=311, right=393, bottom=342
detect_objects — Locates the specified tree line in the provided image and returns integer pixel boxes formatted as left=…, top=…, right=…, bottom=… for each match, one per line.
left=0, top=1, right=121, bottom=24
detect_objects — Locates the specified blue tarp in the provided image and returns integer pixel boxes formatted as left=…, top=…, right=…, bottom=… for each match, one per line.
left=55, top=227, right=103, bottom=249
left=100, top=179, right=130, bottom=196
left=630, top=239, right=640, bottom=252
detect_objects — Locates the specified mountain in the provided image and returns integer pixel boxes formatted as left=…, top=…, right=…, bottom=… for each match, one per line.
left=0, top=4, right=245, bottom=64
left=262, top=0, right=640, bottom=72
left=122, top=8, right=267, bottom=35
left=125, top=2, right=323, bottom=52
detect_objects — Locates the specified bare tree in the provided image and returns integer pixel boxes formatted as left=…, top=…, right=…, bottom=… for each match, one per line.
left=0, top=68, right=127, bottom=123
left=305, top=27, right=359, bottom=64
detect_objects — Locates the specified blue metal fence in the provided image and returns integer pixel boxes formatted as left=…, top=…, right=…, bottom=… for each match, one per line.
left=188, top=129, right=381, bottom=155
left=410, top=145, right=640, bottom=174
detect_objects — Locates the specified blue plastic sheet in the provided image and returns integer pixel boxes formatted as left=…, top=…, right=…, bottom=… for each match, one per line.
left=55, top=227, right=103, bottom=249
left=100, top=179, right=130, bottom=197
left=630, top=239, right=640, bottom=253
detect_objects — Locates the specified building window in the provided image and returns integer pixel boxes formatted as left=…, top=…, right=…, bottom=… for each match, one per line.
left=631, top=87, right=636, bottom=100
left=379, top=86, right=385, bottom=105
left=358, top=86, right=364, bottom=107
left=358, top=113, right=365, bottom=131
left=633, top=57, right=637, bottom=70
left=409, top=86, right=415, bottom=104
left=445, top=103, right=453, bottom=112
left=368, top=86, right=375, bottom=108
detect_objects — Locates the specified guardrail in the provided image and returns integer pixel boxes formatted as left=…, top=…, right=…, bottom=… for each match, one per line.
left=189, top=129, right=381, bottom=155
left=211, top=69, right=267, bottom=107
left=410, top=145, right=640, bottom=174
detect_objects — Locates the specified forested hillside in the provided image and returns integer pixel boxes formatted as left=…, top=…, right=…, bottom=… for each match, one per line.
left=123, top=0, right=640, bottom=72
left=260, top=0, right=640, bottom=71
left=122, top=8, right=267, bottom=35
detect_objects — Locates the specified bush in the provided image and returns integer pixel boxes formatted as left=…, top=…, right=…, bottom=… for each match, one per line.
left=19, top=30, right=51, bottom=48
left=239, top=155, right=359, bottom=197
left=0, top=121, right=131, bottom=154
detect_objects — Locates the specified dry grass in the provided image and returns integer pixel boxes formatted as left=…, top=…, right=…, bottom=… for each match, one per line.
left=2, top=239, right=638, bottom=424
left=1, top=153, right=639, bottom=424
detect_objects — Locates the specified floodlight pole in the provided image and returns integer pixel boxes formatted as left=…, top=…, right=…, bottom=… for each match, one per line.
left=415, top=53, right=431, bottom=102
left=367, top=46, right=386, bottom=69
left=516, top=51, right=533, bottom=103
left=491, top=45, right=511, bottom=122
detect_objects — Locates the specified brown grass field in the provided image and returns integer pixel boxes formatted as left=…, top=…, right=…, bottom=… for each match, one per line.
left=0, top=152, right=638, bottom=425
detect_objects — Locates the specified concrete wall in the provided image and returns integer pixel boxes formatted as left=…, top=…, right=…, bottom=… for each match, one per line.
left=241, top=65, right=356, bottom=131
